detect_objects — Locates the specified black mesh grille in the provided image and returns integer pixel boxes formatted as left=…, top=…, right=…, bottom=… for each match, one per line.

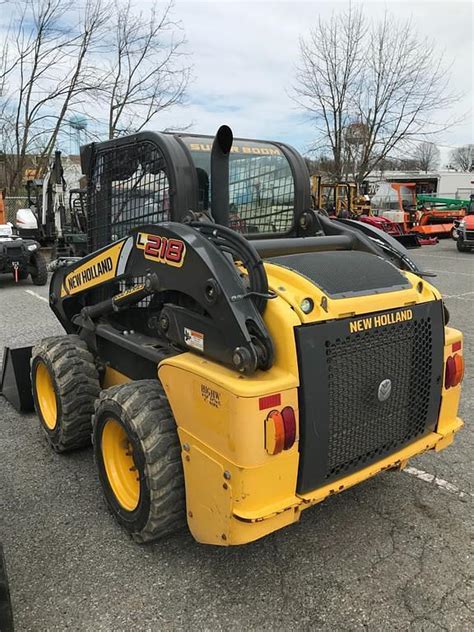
left=295, top=300, right=444, bottom=494
left=464, top=230, right=474, bottom=240
left=325, top=317, right=433, bottom=480
left=88, top=140, right=170, bottom=251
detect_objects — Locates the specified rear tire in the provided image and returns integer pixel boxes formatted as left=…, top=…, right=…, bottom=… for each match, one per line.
left=92, top=380, right=186, bottom=543
left=30, top=251, right=47, bottom=285
left=0, top=545, right=14, bottom=632
left=31, top=335, right=100, bottom=452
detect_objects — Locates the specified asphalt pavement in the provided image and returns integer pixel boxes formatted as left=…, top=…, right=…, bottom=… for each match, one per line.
left=0, top=239, right=472, bottom=631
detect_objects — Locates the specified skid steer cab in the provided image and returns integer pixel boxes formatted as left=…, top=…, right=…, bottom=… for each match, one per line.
left=18, top=125, right=463, bottom=546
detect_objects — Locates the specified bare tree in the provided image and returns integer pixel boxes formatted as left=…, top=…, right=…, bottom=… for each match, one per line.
left=450, top=144, right=473, bottom=171
left=0, top=0, right=108, bottom=193
left=99, top=0, right=191, bottom=139
left=295, top=6, right=366, bottom=180
left=413, top=142, right=440, bottom=172
left=294, top=7, right=458, bottom=183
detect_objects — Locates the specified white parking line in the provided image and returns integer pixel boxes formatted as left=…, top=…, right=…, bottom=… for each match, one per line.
left=427, top=269, right=474, bottom=277
left=443, top=290, right=474, bottom=299
left=416, top=254, right=474, bottom=262
left=24, top=289, right=49, bottom=304
left=403, top=466, right=471, bottom=499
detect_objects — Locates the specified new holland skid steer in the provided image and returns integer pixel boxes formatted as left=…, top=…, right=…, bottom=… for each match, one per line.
left=22, top=126, right=463, bottom=546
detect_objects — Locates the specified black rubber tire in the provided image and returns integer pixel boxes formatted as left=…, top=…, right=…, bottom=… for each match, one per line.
left=457, top=238, right=467, bottom=252
left=30, top=251, right=48, bottom=285
left=18, top=269, right=28, bottom=281
left=0, top=545, right=14, bottom=632
left=31, top=335, right=100, bottom=452
left=92, top=380, right=186, bottom=543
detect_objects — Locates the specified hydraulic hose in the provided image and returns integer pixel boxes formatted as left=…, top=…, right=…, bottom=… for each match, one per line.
left=191, top=222, right=269, bottom=314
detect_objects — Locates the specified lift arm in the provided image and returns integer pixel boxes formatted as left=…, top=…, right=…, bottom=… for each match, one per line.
left=50, top=222, right=274, bottom=375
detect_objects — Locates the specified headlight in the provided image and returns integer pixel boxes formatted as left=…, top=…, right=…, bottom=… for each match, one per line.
left=459, top=220, right=465, bottom=228
left=27, top=244, right=38, bottom=251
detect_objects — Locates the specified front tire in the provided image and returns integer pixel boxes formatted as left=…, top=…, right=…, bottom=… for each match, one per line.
left=92, top=380, right=185, bottom=543
left=31, top=336, right=100, bottom=452
left=457, top=237, right=467, bottom=252
left=30, top=251, right=47, bottom=285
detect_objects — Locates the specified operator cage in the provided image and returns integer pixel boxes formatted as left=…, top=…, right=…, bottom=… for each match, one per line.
left=81, top=131, right=311, bottom=252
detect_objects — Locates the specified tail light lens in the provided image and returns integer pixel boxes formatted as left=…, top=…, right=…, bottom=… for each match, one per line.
left=281, top=406, right=296, bottom=450
left=265, top=407, right=297, bottom=455
left=445, top=354, right=464, bottom=389
left=265, top=410, right=284, bottom=455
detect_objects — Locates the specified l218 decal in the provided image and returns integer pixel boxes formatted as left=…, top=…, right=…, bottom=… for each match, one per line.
left=136, top=232, right=186, bottom=267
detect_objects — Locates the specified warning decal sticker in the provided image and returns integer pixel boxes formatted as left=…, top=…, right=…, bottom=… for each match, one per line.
left=184, top=328, right=204, bottom=351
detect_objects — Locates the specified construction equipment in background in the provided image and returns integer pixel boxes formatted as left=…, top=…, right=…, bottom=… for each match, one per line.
left=372, top=182, right=466, bottom=238
left=417, top=194, right=470, bottom=212
left=1, top=188, right=48, bottom=285
left=0, top=191, right=6, bottom=224
left=18, top=151, right=88, bottom=258
left=2, top=125, right=464, bottom=547
left=310, top=176, right=421, bottom=248
left=455, top=196, right=474, bottom=252
left=0, top=222, right=47, bottom=285
left=310, top=177, right=371, bottom=216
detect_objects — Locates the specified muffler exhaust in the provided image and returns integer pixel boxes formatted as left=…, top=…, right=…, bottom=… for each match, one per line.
left=211, top=125, right=233, bottom=226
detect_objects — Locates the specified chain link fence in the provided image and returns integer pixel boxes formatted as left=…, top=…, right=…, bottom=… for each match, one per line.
left=3, top=197, right=30, bottom=223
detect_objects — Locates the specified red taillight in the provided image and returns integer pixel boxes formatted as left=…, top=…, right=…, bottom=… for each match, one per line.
left=445, top=354, right=464, bottom=389
left=265, top=407, right=297, bottom=455
left=281, top=406, right=296, bottom=450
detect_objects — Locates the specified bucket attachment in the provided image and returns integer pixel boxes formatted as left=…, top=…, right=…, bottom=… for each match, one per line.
left=0, top=346, right=34, bottom=412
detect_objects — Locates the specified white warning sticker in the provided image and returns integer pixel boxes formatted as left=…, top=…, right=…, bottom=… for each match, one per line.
left=184, top=327, right=204, bottom=351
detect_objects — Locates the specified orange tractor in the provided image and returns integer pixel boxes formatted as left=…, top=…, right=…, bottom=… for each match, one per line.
left=376, top=183, right=466, bottom=239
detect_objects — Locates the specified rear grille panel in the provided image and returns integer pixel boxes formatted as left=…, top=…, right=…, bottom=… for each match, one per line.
left=296, top=301, right=444, bottom=494
left=326, top=318, right=432, bottom=480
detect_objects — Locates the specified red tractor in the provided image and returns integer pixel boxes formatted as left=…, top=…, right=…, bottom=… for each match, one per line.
left=456, top=206, right=474, bottom=252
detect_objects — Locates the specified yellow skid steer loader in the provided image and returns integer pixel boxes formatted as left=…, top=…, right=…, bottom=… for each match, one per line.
left=3, top=126, right=464, bottom=546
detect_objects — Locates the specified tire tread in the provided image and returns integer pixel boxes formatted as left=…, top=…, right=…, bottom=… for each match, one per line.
left=31, top=335, right=100, bottom=451
left=93, top=380, right=185, bottom=543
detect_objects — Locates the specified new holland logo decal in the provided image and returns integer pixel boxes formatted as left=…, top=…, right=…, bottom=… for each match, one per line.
left=61, top=240, right=125, bottom=297
left=349, top=309, right=413, bottom=334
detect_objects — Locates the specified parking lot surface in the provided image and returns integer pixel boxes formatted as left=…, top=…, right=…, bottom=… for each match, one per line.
left=0, top=239, right=472, bottom=631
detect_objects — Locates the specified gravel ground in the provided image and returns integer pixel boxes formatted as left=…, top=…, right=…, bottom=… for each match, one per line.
left=0, top=239, right=472, bottom=631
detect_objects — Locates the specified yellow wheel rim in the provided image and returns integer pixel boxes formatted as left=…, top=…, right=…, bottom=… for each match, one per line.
left=36, top=361, right=58, bottom=430
left=101, top=419, right=140, bottom=511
